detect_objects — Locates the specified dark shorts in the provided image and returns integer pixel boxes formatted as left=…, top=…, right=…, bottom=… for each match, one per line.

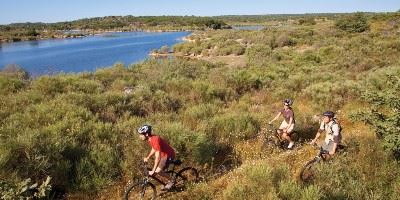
left=164, top=157, right=175, bottom=170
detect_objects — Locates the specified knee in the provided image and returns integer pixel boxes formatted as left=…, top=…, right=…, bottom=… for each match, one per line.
left=155, top=167, right=163, bottom=173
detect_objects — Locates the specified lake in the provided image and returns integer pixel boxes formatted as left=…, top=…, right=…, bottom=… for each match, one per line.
left=0, top=31, right=190, bottom=76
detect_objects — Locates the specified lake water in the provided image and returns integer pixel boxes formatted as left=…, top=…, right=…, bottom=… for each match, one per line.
left=0, top=31, right=190, bottom=76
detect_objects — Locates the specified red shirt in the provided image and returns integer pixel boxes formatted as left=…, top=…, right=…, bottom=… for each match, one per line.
left=148, top=135, right=175, bottom=158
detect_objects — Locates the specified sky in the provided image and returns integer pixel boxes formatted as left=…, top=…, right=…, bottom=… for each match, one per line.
left=0, top=0, right=399, bottom=24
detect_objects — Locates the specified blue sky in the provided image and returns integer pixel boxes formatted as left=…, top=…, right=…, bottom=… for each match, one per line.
left=0, top=0, right=399, bottom=24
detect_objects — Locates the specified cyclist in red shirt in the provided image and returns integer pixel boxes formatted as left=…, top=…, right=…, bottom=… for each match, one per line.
left=138, top=125, right=176, bottom=190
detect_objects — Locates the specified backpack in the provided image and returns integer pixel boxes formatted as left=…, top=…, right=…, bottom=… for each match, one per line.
left=331, top=117, right=342, bottom=134
left=324, top=117, right=342, bottom=135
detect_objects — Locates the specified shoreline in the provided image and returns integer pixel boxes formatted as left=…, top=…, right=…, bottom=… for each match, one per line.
left=0, top=28, right=195, bottom=44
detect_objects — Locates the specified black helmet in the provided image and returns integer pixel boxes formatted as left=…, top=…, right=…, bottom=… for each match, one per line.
left=322, top=111, right=335, bottom=118
left=138, top=125, right=152, bottom=134
left=283, top=99, right=293, bottom=106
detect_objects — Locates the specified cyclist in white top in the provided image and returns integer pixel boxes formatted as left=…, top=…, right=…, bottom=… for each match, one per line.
left=310, top=111, right=341, bottom=156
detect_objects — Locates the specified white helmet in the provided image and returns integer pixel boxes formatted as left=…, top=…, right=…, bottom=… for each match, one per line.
left=138, top=125, right=152, bottom=134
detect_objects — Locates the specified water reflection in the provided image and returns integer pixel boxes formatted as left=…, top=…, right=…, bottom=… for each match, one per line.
left=28, top=40, right=39, bottom=47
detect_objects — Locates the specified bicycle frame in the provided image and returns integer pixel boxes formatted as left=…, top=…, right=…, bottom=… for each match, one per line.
left=313, top=147, right=330, bottom=163
left=148, top=163, right=180, bottom=186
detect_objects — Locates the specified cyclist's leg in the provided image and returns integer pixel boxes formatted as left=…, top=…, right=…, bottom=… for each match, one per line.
left=321, top=141, right=334, bottom=160
left=155, top=156, right=172, bottom=181
left=284, top=124, right=294, bottom=141
left=155, top=156, right=175, bottom=190
left=277, top=121, right=287, bottom=139
left=282, top=123, right=295, bottom=149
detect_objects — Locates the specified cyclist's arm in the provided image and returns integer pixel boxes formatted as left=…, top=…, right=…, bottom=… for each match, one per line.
left=270, top=112, right=281, bottom=123
left=311, top=130, right=323, bottom=144
left=145, top=148, right=156, bottom=161
left=151, top=151, right=161, bottom=173
left=288, top=117, right=293, bottom=128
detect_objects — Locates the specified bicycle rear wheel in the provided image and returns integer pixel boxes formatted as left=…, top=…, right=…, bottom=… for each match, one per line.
left=124, top=181, right=157, bottom=200
left=174, top=167, right=199, bottom=191
left=299, top=158, right=319, bottom=182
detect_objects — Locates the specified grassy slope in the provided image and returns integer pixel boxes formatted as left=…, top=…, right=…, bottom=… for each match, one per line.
left=95, top=13, right=400, bottom=200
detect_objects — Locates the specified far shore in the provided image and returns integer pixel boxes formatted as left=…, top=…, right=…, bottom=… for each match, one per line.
left=0, top=28, right=194, bottom=44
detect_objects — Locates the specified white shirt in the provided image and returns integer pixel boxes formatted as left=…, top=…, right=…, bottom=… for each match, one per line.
left=319, top=120, right=340, bottom=144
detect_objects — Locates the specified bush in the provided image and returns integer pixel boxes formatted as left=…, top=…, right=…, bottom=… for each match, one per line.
left=302, top=80, right=360, bottom=109
left=0, top=177, right=52, bottom=200
left=207, top=113, right=260, bottom=143
left=158, top=122, right=217, bottom=164
left=316, top=136, right=400, bottom=199
left=245, top=44, right=272, bottom=67
left=1, top=64, right=30, bottom=80
left=0, top=99, right=122, bottom=191
left=336, top=13, right=370, bottom=33
left=222, top=163, right=322, bottom=200
left=298, top=17, right=317, bottom=25
left=351, top=74, right=400, bottom=159
left=227, top=70, right=263, bottom=95
left=275, top=34, right=297, bottom=47
left=159, top=45, right=169, bottom=54
left=0, top=75, right=27, bottom=94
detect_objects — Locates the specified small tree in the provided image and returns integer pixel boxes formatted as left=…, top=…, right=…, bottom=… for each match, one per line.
left=351, top=75, right=400, bottom=159
left=298, top=17, right=316, bottom=25
left=1, top=64, right=30, bottom=80
left=159, top=45, right=170, bottom=54
left=335, top=13, right=370, bottom=33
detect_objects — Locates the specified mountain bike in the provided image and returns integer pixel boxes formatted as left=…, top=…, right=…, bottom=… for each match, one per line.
left=299, top=144, right=345, bottom=182
left=123, top=160, right=199, bottom=200
left=299, top=146, right=329, bottom=182
left=263, top=124, right=298, bottom=150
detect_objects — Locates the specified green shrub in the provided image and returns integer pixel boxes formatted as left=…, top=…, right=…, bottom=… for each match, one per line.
left=316, top=137, right=400, bottom=199
left=0, top=176, right=52, bottom=200
left=0, top=75, right=26, bottom=94
left=351, top=74, right=400, bottom=158
left=336, top=13, right=370, bottom=33
left=158, top=122, right=217, bottom=164
left=0, top=99, right=121, bottom=191
left=207, top=113, right=260, bottom=143
left=1, top=64, right=30, bottom=80
left=302, top=80, right=360, bottom=109
left=227, top=69, right=263, bottom=95
left=275, top=34, right=297, bottom=47
left=245, top=44, right=272, bottom=67
left=298, top=17, right=317, bottom=25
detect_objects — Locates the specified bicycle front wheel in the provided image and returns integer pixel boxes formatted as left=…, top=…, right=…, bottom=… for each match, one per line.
left=174, top=167, right=199, bottom=190
left=299, top=158, right=319, bottom=182
left=124, top=181, right=157, bottom=200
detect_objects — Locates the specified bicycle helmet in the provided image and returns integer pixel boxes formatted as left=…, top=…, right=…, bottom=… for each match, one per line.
left=138, top=125, right=152, bottom=134
left=283, top=99, right=293, bottom=106
left=322, top=111, right=335, bottom=118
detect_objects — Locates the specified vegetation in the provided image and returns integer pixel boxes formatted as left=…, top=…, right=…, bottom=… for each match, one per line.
left=335, top=12, right=370, bottom=32
left=1, top=12, right=400, bottom=199
left=0, top=16, right=229, bottom=42
left=351, top=73, right=400, bottom=159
